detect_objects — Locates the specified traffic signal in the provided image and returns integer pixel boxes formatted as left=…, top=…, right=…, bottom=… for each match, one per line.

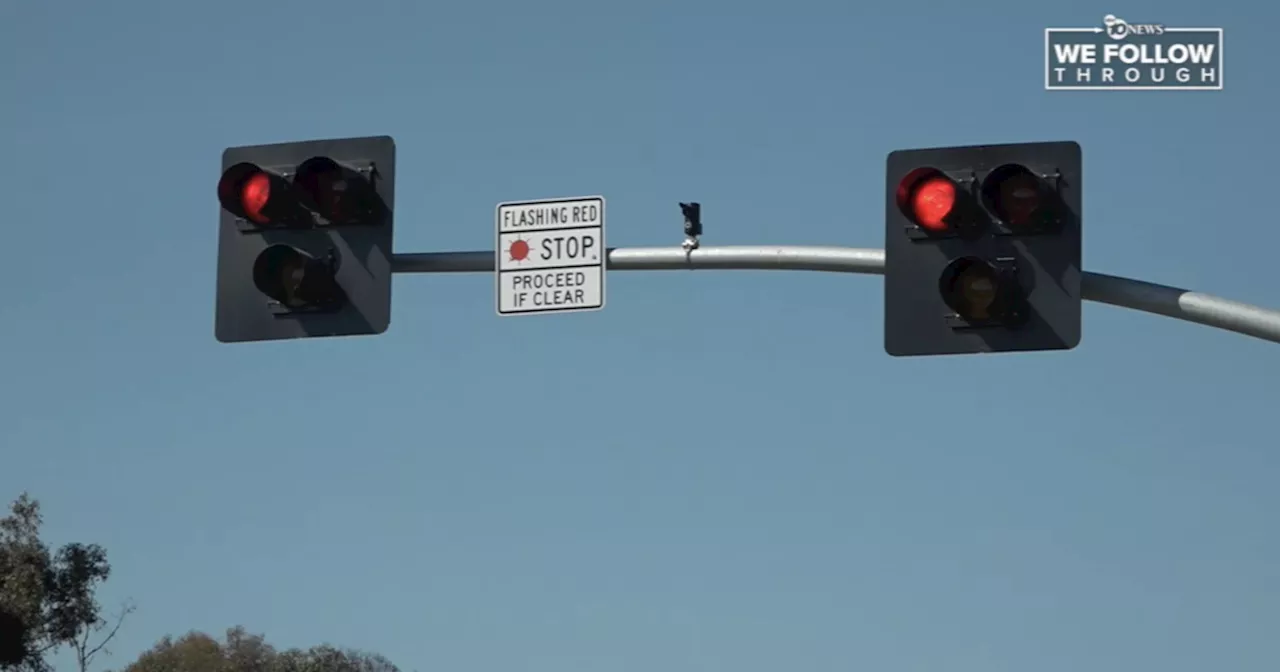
left=883, top=141, right=1082, bottom=356
left=215, top=136, right=396, bottom=343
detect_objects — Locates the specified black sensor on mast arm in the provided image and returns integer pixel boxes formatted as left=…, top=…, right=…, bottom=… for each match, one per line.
left=681, top=202, right=702, bottom=251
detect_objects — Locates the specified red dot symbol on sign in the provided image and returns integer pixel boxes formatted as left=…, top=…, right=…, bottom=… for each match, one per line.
left=507, top=238, right=530, bottom=262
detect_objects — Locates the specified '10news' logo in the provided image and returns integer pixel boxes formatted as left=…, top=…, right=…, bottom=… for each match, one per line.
left=1045, top=15, right=1224, bottom=90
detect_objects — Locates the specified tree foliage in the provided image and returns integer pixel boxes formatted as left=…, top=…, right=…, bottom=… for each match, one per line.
left=0, top=493, right=131, bottom=672
left=2, top=494, right=402, bottom=672
left=118, top=627, right=403, bottom=672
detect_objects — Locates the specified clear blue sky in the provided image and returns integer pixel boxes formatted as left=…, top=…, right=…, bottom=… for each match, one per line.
left=3, top=1, right=1277, bottom=671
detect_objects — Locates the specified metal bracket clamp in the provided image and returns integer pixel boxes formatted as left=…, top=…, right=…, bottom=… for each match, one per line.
left=680, top=202, right=702, bottom=254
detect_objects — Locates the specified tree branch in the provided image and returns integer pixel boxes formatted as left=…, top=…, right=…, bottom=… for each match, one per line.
left=73, top=615, right=94, bottom=671
left=76, top=602, right=134, bottom=672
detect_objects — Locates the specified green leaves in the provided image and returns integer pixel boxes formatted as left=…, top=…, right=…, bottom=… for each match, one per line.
left=0, top=493, right=126, bottom=672
left=46, top=543, right=111, bottom=643
left=120, top=628, right=403, bottom=672
left=3, top=494, right=402, bottom=672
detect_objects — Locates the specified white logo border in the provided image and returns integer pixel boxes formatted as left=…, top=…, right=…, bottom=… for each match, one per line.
left=1043, top=27, right=1225, bottom=91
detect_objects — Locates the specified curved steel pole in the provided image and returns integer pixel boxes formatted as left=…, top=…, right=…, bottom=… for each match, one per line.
left=392, top=245, right=1280, bottom=346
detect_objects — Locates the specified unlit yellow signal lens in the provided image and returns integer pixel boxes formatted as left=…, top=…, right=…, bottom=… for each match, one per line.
left=939, top=257, right=1005, bottom=322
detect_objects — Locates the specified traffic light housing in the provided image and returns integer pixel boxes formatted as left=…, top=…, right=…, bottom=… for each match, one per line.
left=215, top=136, right=396, bottom=343
left=884, top=141, right=1082, bottom=356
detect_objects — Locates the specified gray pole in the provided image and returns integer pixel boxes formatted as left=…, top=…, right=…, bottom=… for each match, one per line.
left=393, top=245, right=1280, bottom=346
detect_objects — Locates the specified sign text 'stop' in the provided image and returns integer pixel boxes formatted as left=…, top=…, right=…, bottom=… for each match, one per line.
left=499, top=198, right=603, bottom=233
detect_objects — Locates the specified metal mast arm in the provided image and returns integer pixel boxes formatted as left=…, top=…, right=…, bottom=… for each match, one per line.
left=392, top=245, right=1280, bottom=346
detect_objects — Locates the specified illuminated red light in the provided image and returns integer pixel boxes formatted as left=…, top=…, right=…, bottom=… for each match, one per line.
left=910, top=176, right=955, bottom=231
left=240, top=172, right=272, bottom=224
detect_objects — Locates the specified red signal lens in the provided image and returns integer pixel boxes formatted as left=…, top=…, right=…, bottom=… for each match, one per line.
left=982, top=165, right=1047, bottom=228
left=294, top=156, right=381, bottom=225
left=218, top=162, right=292, bottom=226
left=294, top=158, right=345, bottom=220
left=240, top=172, right=272, bottom=224
left=910, top=176, right=956, bottom=231
left=997, top=172, right=1040, bottom=226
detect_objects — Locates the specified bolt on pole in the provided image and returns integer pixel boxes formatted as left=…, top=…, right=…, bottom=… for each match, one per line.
left=392, top=245, right=1280, bottom=346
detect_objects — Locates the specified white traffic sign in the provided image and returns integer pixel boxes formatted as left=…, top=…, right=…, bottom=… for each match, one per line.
left=496, top=196, right=606, bottom=316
